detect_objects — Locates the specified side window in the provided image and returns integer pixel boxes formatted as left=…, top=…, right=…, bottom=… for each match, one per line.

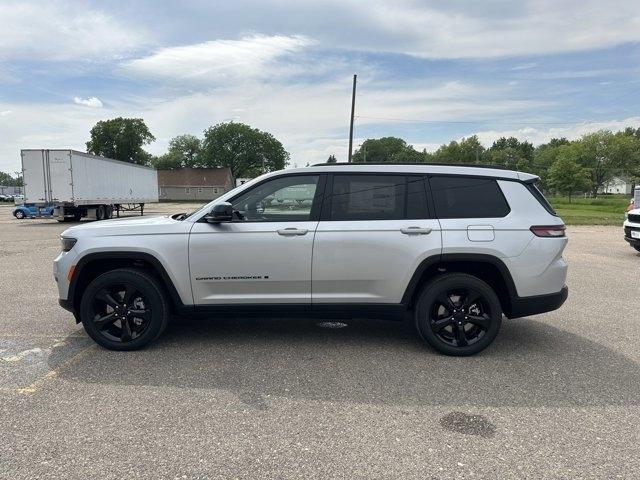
left=430, top=176, right=510, bottom=219
left=330, top=175, right=406, bottom=221
left=231, top=175, right=319, bottom=222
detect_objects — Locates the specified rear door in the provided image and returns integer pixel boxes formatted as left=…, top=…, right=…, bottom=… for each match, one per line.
left=312, top=174, right=442, bottom=304
left=21, top=150, right=48, bottom=203
left=429, top=175, right=518, bottom=257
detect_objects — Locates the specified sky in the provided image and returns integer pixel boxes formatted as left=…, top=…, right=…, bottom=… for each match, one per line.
left=1, top=0, right=640, bottom=173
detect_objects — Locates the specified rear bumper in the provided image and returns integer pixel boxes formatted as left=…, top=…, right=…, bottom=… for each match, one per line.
left=507, top=286, right=568, bottom=319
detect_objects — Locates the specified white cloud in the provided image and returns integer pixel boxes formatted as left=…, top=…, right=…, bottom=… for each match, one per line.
left=123, top=35, right=314, bottom=81
left=73, top=97, right=103, bottom=108
left=0, top=1, right=149, bottom=61
left=0, top=110, right=11, bottom=117
left=329, top=0, right=640, bottom=58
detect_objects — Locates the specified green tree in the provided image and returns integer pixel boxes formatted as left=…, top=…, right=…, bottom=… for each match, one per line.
left=431, top=135, right=484, bottom=164
left=327, top=154, right=337, bottom=163
left=199, top=122, right=289, bottom=178
left=151, top=134, right=202, bottom=170
left=352, top=137, right=424, bottom=163
left=573, top=130, right=633, bottom=197
left=0, top=171, right=23, bottom=186
left=532, top=138, right=572, bottom=189
left=485, top=136, right=535, bottom=171
left=546, top=146, right=590, bottom=201
left=167, top=134, right=201, bottom=167
left=86, top=117, right=155, bottom=165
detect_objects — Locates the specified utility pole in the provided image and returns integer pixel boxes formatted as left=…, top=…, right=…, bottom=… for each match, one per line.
left=348, top=74, right=357, bottom=162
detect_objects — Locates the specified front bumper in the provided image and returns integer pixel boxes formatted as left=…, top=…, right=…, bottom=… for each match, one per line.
left=58, top=298, right=75, bottom=315
left=507, top=286, right=568, bottom=319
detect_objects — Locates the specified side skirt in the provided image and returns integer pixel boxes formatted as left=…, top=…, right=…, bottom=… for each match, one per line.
left=189, top=303, right=407, bottom=321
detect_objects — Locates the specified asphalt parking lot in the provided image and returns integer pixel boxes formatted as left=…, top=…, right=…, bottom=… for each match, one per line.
left=0, top=202, right=638, bottom=479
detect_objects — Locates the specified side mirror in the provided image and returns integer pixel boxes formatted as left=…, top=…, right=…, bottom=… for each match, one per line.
left=205, top=202, right=233, bottom=223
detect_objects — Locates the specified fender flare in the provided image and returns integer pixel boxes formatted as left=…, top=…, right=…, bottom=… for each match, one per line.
left=401, top=253, right=518, bottom=309
left=68, top=251, right=189, bottom=314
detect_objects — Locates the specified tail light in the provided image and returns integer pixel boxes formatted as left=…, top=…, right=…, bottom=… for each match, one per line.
left=530, top=225, right=566, bottom=237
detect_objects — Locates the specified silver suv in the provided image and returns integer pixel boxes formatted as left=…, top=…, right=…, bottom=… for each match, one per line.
left=54, top=163, right=568, bottom=356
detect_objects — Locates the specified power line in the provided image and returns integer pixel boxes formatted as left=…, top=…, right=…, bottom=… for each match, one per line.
left=355, top=115, right=618, bottom=126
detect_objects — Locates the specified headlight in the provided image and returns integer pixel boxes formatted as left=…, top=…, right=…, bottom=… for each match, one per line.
left=61, top=237, right=77, bottom=252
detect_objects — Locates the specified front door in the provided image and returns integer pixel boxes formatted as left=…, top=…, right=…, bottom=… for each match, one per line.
left=312, top=174, right=442, bottom=304
left=189, top=174, right=325, bottom=305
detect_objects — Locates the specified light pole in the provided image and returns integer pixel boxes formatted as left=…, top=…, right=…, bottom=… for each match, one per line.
left=348, top=74, right=357, bottom=162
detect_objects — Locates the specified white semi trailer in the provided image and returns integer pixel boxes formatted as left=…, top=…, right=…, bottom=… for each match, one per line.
left=21, top=149, right=158, bottom=222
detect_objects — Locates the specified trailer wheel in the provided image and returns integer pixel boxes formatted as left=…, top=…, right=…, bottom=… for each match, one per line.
left=106, top=205, right=114, bottom=219
left=96, top=205, right=106, bottom=221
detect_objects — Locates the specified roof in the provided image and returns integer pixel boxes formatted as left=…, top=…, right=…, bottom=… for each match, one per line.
left=157, top=167, right=233, bottom=187
left=277, top=163, right=538, bottom=182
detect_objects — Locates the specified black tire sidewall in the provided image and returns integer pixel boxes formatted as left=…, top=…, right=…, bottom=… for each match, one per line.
left=15, top=211, right=24, bottom=219
left=415, top=274, right=502, bottom=356
left=80, top=269, right=168, bottom=351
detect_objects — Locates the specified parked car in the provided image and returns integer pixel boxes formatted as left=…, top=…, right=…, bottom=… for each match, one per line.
left=54, top=163, right=568, bottom=356
left=13, top=203, right=55, bottom=219
left=0, top=194, right=8, bottom=202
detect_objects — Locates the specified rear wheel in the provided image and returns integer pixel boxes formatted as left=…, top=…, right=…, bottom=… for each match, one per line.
left=96, top=205, right=106, bottom=221
left=415, top=273, right=502, bottom=356
left=80, top=269, right=169, bottom=351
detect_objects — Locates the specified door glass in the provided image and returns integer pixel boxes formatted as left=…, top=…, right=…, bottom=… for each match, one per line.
left=330, top=175, right=406, bottom=221
left=430, top=176, right=510, bottom=218
left=231, top=175, right=319, bottom=222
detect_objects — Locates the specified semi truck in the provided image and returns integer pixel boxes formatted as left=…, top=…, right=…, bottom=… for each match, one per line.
left=21, top=149, right=158, bottom=222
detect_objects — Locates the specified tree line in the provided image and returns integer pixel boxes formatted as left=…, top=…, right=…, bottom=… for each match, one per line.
left=85, top=118, right=289, bottom=180
left=352, top=128, right=640, bottom=198
left=3, top=116, right=638, bottom=200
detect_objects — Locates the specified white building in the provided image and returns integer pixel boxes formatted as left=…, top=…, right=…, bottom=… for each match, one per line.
left=600, top=177, right=633, bottom=195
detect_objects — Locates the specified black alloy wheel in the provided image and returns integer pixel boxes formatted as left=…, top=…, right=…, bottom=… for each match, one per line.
left=415, top=273, right=502, bottom=356
left=80, top=269, right=168, bottom=350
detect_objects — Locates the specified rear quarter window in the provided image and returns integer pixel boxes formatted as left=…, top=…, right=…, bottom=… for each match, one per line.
left=430, top=176, right=510, bottom=219
left=525, top=183, right=558, bottom=216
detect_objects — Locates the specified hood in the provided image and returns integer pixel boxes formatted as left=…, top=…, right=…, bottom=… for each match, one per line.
left=61, top=215, right=189, bottom=238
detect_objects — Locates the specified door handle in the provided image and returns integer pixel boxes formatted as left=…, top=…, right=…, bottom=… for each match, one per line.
left=400, top=226, right=432, bottom=235
left=277, top=228, right=309, bottom=236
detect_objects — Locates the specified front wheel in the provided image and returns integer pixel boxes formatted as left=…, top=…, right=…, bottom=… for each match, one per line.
left=14, top=210, right=25, bottom=219
left=633, top=245, right=640, bottom=253
left=80, top=269, right=169, bottom=350
left=415, top=273, right=502, bottom=356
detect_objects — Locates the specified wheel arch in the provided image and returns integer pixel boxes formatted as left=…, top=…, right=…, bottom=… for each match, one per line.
left=69, top=251, right=188, bottom=319
left=402, top=253, right=518, bottom=317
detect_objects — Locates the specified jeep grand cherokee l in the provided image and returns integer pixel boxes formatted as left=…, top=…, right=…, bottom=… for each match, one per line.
left=54, top=163, right=568, bottom=356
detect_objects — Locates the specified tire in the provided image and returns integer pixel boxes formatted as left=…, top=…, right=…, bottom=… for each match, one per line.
left=96, top=205, right=106, bottom=221
left=633, top=245, right=640, bottom=253
left=80, top=268, right=169, bottom=351
left=414, top=273, right=502, bottom=356
left=73, top=213, right=82, bottom=222
left=14, top=210, right=25, bottom=219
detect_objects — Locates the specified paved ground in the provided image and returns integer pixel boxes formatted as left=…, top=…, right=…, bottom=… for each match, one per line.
left=0, top=202, right=638, bottom=479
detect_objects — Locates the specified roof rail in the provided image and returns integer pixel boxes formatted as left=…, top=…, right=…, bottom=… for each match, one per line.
left=312, top=161, right=511, bottom=170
